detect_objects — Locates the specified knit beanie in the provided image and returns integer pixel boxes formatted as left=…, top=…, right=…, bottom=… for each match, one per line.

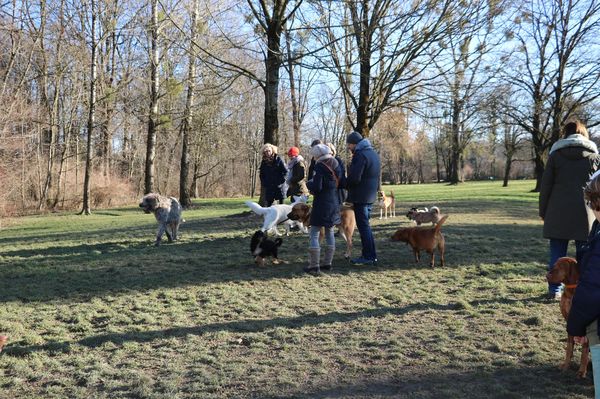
left=287, top=147, right=300, bottom=157
left=346, top=131, right=363, bottom=145
left=310, top=144, right=331, bottom=159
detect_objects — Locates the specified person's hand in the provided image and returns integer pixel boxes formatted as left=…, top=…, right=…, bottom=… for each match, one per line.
left=573, top=336, right=588, bottom=345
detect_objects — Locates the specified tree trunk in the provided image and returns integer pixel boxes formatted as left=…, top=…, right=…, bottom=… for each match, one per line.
left=145, top=0, right=159, bottom=194
left=285, top=29, right=300, bottom=147
left=263, top=26, right=281, bottom=145
left=81, top=0, right=97, bottom=215
left=179, top=0, right=198, bottom=208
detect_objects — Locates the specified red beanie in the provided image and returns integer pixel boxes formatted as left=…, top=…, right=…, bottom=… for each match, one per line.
left=287, top=147, right=300, bottom=157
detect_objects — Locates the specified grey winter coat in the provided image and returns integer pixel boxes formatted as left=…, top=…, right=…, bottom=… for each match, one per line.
left=539, top=135, right=600, bottom=241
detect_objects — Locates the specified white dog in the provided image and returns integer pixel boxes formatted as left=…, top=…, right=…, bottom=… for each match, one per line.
left=245, top=197, right=307, bottom=236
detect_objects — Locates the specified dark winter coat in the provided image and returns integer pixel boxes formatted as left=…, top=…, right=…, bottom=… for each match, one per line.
left=346, top=139, right=381, bottom=204
left=539, top=135, right=600, bottom=241
left=307, top=157, right=342, bottom=227
left=335, top=155, right=348, bottom=204
left=260, top=155, right=287, bottom=202
left=566, top=220, right=600, bottom=339
left=286, top=157, right=308, bottom=198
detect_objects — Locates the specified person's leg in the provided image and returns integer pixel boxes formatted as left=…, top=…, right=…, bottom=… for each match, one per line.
left=306, top=225, right=321, bottom=274
left=548, top=238, right=568, bottom=297
left=590, top=345, right=600, bottom=399
left=352, top=203, right=377, bottom=264
left=322, top=226, right=336, bottom=271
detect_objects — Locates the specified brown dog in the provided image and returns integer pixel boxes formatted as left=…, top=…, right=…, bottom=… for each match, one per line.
left=546, top=257, right=590, bottom=378
left=0, top=335, right=7, bottom=353
left=377, top=191, right=396, bottom=219
left=287, top=202, right=356, bottom=258
left=391, top=215, right=448, bottom=267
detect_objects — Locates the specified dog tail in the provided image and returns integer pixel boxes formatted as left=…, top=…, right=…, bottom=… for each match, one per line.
left=245, top=201, right=268, bottom=215
left=430, top=206, right=440, bottom=214
left=390, top=191, right=395, bottom=199
left=434, top=215, right=448, bottom=233
left=274, top=238, right=283, bottom=247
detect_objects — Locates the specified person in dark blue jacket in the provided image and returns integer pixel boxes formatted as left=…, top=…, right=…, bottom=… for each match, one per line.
left=305, top=144, right=342, bottom=274
left=567, top=171, right=600, bottom=395
left=259, top=144, right=287, bottom=206
left=345, top=131, right=381, bottom=266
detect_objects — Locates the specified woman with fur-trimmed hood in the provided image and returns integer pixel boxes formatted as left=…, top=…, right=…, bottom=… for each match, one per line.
left=540, top=119, right=600, bottom=300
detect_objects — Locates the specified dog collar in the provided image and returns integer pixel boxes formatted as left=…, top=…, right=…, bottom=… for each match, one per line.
left=564, top=284, right=577, bottom=289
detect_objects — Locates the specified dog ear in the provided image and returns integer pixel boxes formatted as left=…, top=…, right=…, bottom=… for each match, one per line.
left=275, top=238, right=283, bottom=247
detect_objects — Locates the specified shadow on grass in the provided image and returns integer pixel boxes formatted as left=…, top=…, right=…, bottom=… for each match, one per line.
left=4, top=296, right=546, bottom=356
left=259, top=366, right=592, bottom=399
left=0, top=209, right=548, bottom=302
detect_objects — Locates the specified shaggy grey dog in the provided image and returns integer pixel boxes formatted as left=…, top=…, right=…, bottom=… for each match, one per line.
left=139, top=193, right=183, bottom=246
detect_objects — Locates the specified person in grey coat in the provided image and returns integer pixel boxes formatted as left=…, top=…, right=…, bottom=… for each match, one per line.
left=539, top=119, right=600, bottom=300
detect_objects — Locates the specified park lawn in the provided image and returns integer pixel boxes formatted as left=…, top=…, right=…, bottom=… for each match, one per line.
left=0, top=180, right=593, bottom=398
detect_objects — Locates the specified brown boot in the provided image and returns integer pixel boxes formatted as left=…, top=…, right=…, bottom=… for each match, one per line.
left=321, top=245, right=335, bottom=271
left=304, top=248, right=320, bottom=275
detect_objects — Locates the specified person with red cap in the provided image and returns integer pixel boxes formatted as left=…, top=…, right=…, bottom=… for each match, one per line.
left=285, top=146, right=308, bottom=202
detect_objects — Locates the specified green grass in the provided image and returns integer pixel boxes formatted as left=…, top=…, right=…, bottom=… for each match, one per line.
left=0, top=180, right=593, bottom=398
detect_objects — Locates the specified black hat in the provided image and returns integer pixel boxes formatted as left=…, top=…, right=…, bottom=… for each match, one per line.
left=346, top=131, right=363, bottom=145
left=310, top=139, right=323, bottom=147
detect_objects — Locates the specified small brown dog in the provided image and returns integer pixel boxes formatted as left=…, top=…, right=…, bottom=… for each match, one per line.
left=377, top=191, right=396, bottom=219
left=546, top=257, right=590, bottom=378
left=287, top=202, right=356, bottom=258
left=406, top=206, right=443, bottom=225
left=391, top=215, right=448, bottom=267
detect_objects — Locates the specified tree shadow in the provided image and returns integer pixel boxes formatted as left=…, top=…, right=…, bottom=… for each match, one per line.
left=4, top=296, right=546, bottom=356
left=0, top=207, right=548, bottom=302
left=257, top=365, right=591, bottom=398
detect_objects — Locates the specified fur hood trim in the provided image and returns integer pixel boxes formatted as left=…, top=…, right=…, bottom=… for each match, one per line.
left=550, top=134, right=598, bottom=155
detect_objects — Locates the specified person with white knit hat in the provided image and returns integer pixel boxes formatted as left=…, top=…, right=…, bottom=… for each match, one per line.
left=304, top=144, right=343, bottom=274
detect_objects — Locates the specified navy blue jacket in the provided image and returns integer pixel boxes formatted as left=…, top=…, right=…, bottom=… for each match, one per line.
left=567, top=220, right=600, bottom=339
left=260, top=155, right=287, bottom=201
left=336, top=155, right=348, bottom=204
left=307, top=157, right=342, bottom=227
left=346, top=139, right=380, bottom=204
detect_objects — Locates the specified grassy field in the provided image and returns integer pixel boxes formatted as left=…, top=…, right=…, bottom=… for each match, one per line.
left=0, top=180, right=594, bottom=398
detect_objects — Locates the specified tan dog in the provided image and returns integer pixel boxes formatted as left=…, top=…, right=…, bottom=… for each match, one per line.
left=287, top=203, right=356, bottom=258
left=546, top=257, right=590, bottom=378
left=377, top=191, right=396, bottom=219
left=391, top=215, right=448, bottom=267
left=406, top=206, right=443, bottom=225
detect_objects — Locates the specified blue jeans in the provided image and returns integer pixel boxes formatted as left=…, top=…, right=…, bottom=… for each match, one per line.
left=591, top=344, right=600, bottom=399
left=547, top=239, right=585, bottom=294
left=353, top=203, right=377, bottom=260
left=309, top=225, right=334, bottom=249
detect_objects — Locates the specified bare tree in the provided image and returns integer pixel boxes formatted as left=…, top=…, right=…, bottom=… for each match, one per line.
left=310, top=0, right=460, bottom=137
left=81, top=0, right=98, bottom=215
left=144, top=0, right=159, bottom=194
left=506, top=0, right=600, bottom=191
left=179, top=0, right=199, bottom=208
